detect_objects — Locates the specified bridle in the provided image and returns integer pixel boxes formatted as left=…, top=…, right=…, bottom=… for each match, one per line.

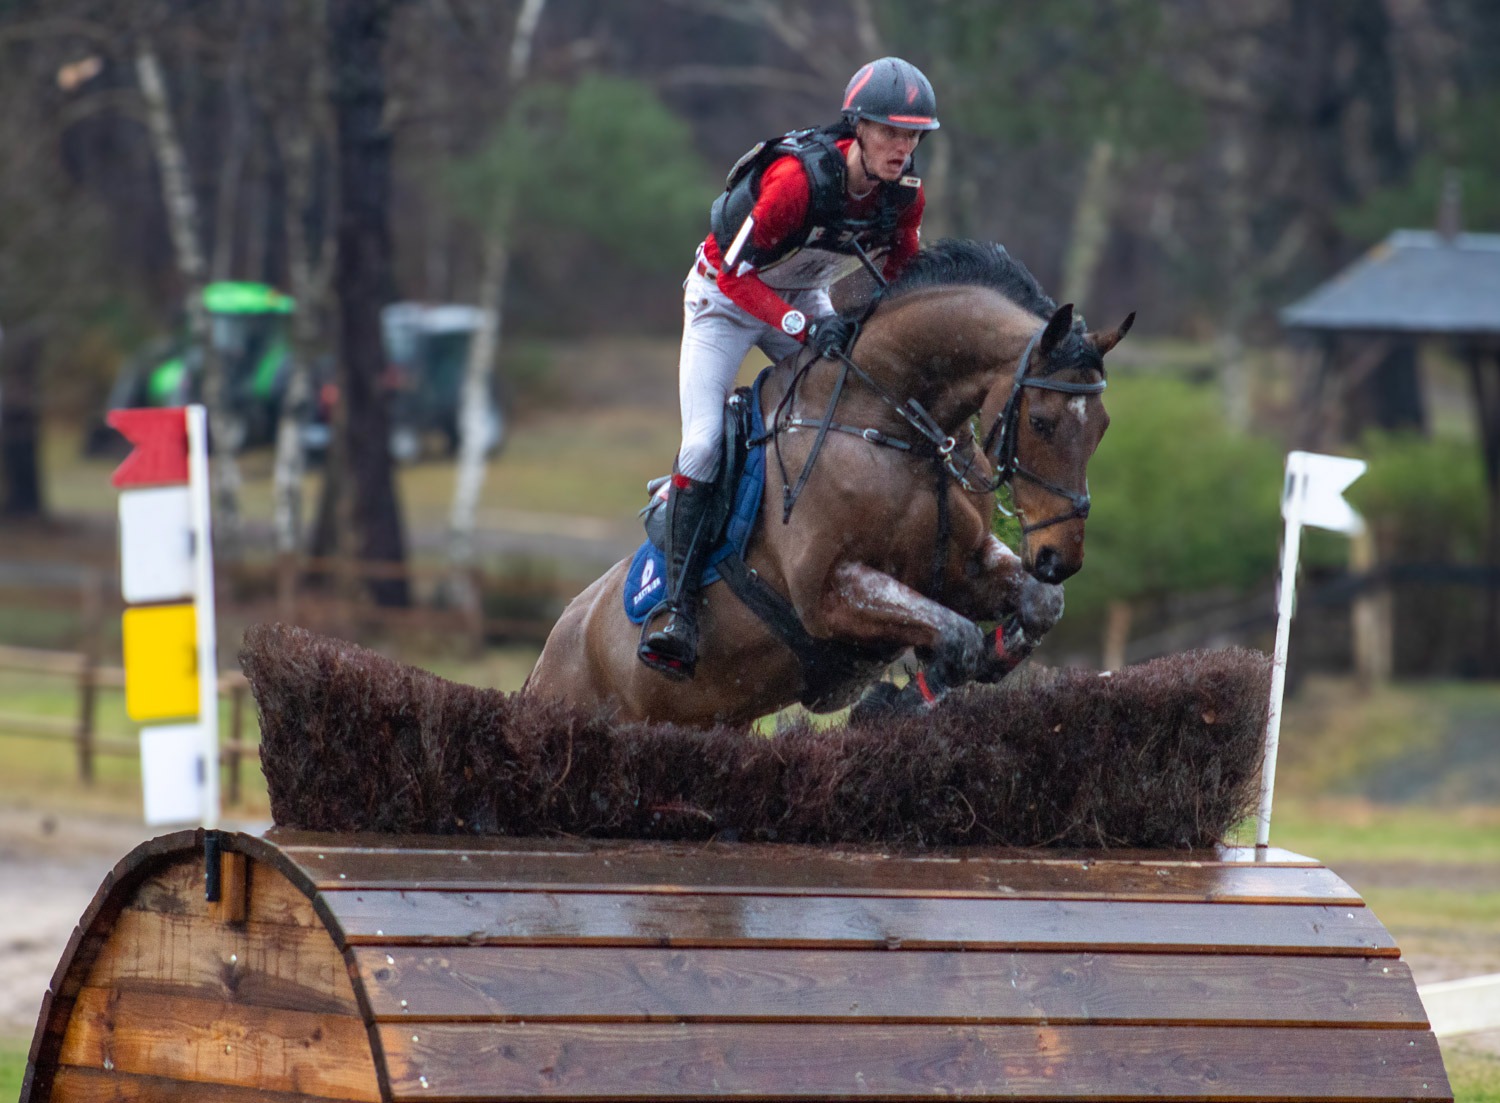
left=766, top=238, right=1106, bottom=545
left=974, top=326, right=1107, bottom=534
left=769, top=324, right=1105, bottom=533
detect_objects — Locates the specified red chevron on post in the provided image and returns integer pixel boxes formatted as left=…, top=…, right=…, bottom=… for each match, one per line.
left=108, top=407, right=190, bottom=488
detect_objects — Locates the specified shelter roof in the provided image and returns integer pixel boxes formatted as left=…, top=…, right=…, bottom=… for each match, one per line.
left=1280, top=230, right=1500, bottom=337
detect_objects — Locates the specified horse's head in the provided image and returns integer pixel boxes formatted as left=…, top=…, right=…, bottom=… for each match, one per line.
left=983, top=303, right=1134, bottom=584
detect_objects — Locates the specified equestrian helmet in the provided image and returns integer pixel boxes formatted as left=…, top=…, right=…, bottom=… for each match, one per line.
left=841, top=57, right=940, bottom=131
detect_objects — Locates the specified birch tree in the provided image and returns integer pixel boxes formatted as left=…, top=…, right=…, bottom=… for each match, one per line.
left=446, top=0, right=547, bottom=610
left=263, top=0, right=337, bottom=608
left=133, top=25, right=244, bottom=554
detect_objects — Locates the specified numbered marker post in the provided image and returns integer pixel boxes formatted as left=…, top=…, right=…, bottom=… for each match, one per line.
left=110, top=404, right=219, bottom=829
left=1257, top=451, right=1367, bottom=851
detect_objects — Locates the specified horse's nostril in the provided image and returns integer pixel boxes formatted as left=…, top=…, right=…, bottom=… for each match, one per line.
left=1032, top=547, right=1066, bottom=585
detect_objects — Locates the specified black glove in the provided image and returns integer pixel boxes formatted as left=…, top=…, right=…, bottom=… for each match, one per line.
left=807, top=315, right=856, bottom=358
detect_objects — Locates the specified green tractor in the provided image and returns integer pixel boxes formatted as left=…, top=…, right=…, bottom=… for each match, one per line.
left=90, top=281, right=295, bottom=454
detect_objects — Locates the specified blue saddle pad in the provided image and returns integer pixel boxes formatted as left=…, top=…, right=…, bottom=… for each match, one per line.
left=624, top=371, right=769, bottom=624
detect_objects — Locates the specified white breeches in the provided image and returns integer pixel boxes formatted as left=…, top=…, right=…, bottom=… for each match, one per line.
left=676, top=267, right=832, bottom=481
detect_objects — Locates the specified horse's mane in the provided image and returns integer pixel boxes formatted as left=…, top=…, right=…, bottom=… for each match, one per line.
left=884, top=239, right=1057, bottom=317
left=878, top=239, right=1103, bottom=376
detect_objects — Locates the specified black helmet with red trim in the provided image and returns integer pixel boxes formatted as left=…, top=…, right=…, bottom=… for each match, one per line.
left=840, top=57, right=940, bottom=132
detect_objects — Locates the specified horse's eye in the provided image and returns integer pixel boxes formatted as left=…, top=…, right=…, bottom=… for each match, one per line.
left=1029, top=414, right=1054, bottom=438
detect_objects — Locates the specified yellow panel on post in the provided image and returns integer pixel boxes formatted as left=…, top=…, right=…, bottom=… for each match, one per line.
left=122, top=604, right=199, bottom=721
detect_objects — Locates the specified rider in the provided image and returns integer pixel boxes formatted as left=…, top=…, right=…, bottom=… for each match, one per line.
left=639, top=57, right=940, bottom=679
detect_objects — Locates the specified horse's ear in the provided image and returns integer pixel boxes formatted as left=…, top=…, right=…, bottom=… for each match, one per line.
left=1039, top=303, right=1075, bottom=356
left=1091, top=311, right=1136, bottom=357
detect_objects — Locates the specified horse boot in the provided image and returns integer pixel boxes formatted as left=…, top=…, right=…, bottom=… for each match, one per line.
left=638, top=474, right=716, bottom=679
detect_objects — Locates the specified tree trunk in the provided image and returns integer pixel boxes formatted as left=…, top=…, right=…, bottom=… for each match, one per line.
left=0, top=323, right=45, bottom=519
left=270, top=0, right=336, bottom=611
left=447, top=239, right=508, bottom=592
left=1059, top=135, right=1116, bottom=311
left=445, top=0, right=546, bottom=614
left=1468, top=348, right=1500, bottom=678
left=134, top=39, right=243, bottom=556
left=1349, top=525, right=1392, bottom=690
left=327, top=0, right=407, bottom=607
left=1102, top=599, right=1133, bottom=672
left=1216, top=113, right=1253, bottom=432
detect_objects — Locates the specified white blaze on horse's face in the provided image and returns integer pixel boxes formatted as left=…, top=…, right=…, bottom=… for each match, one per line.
left=1068, top=395, right=1089, bottom=425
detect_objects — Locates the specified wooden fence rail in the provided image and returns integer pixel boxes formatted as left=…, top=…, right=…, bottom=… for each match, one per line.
left=0, top=642, right=258, bottom=803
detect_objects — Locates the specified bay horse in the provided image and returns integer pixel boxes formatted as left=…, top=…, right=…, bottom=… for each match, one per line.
left=525, top=240, right=1132, bottom=726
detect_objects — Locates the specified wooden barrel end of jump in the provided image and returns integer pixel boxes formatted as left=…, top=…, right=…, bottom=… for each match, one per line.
left=25, top=829, right=1453, bottom=1102
left=22, top=830, right=382, bottom=1103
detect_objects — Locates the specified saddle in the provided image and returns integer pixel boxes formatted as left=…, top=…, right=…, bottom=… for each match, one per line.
left=635, top=371, right=893, bottom=711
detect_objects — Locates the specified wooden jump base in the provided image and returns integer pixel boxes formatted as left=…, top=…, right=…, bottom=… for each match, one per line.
left=24, top=829, right=1451, bottom=1102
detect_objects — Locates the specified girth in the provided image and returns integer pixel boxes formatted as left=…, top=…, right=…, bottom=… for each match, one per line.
left=715, top=552, right=895, bottom=713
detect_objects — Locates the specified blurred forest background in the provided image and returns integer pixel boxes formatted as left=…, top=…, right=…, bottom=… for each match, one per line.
left=2, top=0, right=1499, bottom=679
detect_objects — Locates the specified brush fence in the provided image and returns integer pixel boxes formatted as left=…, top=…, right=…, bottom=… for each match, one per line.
left=24, top=828, right=1450, bottom=1102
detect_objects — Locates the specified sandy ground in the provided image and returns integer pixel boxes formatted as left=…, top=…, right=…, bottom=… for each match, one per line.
left=2, top=806, right=1495, bottom=1065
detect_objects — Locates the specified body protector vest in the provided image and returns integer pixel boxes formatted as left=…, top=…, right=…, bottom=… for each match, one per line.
left=709, top=123, right=920, bottom=290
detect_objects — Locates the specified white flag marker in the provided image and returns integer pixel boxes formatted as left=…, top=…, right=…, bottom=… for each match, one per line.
left=1257, top=451, right=1367, bottom=851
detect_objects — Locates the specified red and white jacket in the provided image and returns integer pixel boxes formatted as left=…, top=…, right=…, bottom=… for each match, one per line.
left=697, top=137, right=924, bottom=340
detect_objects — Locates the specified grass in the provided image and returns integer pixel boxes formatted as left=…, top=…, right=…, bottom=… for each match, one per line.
left=1450, top=1049, right=1500, bottom=1103
left=1251, top=798, right=1500, bottom=865
left=1, top=1043, right=27, bottom=1099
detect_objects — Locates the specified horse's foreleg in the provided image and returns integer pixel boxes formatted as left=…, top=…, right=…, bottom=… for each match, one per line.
left=948, top=535, right=1066, bottom=683
left=809, top=562, right=984, bottom=710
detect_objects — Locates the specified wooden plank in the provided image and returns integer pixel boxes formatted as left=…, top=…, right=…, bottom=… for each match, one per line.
left=129, top=854, right=324, bottom=930
left=268, top=829, right=1321, bottom=866
left=57, top=987, right=381, bottom=1102
left=50, top=1064, right=359, bottom=1103
left=0, top=643, right=87, bottom=674
left=324, top=890, right=1399, bottom=955
left=211, top=850, right=249, bottom=925
left=286, top=847, right=1359, bottom=903
left=377, top=1022, right=1450, bottom=1101
left=354, top=946, right=1427, bottom=1027
left=0, top=711, right=78, bottom=736
left=88, top=907, right=359, bottom=1015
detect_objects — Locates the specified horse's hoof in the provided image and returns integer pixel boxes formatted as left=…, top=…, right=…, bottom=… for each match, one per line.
left=848, top=680, right=903, bottom=724
left=1018, top=577, right=1065, bottom=637
left=932, top=618, right=985, bottom=687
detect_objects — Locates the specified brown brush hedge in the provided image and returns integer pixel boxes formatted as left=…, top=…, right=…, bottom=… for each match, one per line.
left=243, top=623, right=1270, bottom=849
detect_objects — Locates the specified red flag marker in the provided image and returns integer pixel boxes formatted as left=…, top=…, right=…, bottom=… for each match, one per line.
left=108, top=407, right=189, bottom=488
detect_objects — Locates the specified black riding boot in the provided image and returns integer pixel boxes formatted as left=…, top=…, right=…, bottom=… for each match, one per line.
left=639, top=475, right=716, bottom=679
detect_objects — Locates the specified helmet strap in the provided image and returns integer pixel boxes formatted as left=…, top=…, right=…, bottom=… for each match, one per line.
left=848, top=125, right=879, bottom=197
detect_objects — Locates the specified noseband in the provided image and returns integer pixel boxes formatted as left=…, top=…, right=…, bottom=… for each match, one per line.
left=978, top=327, right=1107, bottom=534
